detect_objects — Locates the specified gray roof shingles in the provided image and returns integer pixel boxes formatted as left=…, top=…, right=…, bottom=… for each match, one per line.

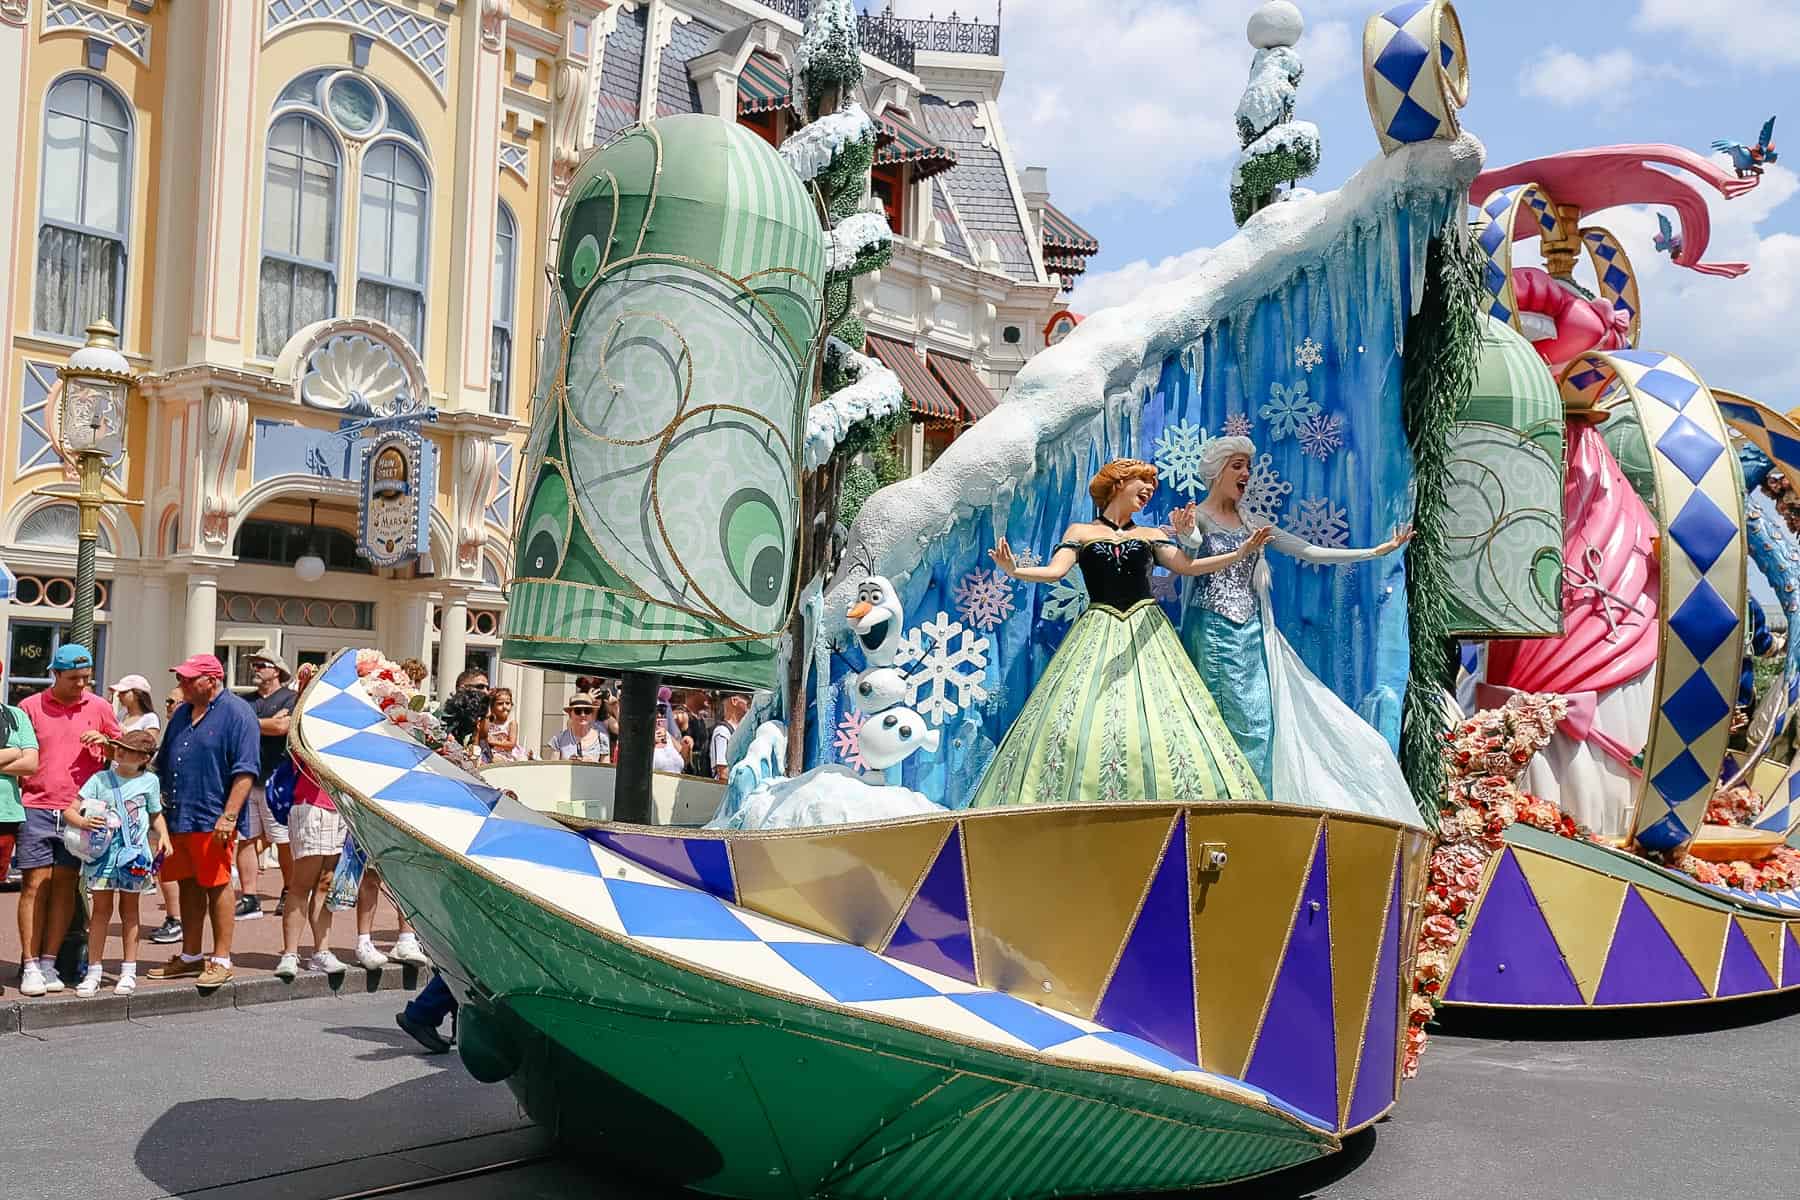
left=919, top=95, right=1038, bottom=282
left=594, top=6, right=648, bottom=140
left=658, top=19, right=721, bottom=116
left=932, top=181, right=972, bottom=265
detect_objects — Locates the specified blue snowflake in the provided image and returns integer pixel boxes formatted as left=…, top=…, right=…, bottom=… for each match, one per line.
left=1152, top=419, right=1211, bottom=497
left=1260, top=381, right=1319, bottom=441
left=1297, top=412, right=1344, bottom=461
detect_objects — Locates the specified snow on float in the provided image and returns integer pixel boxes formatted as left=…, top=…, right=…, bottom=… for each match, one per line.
left=285, top=2, right=1545, bottom=1195
left=1429, top=136, right=1800, bottom=1014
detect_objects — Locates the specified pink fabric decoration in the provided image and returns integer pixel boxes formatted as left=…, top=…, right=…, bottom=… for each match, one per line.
left=1489, top=421, right=1660, bottom=702
left=1473, top=145, right=1754, bottom=279
left=1511, top=266, right=1631, bottom=368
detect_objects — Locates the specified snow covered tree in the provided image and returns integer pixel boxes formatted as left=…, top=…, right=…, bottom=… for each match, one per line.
left=777, top=0, right=904, bottom=771
left=1231, top=1, right=1321, bottom=227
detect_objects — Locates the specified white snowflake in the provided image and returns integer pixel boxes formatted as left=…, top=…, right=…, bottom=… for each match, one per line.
left=1259, top=381, right=1319, bottom=441
left=896, top=612, right=991, bottom=726
left=1297, top=412, right=1344, bottom=461
left=1295, top=336, right=1324, bottom=373
left=1243, top=453, right=1293, bottom=525
left=1284, top=496, right=1350, bottom=567
left=1152, top=419, right=1212, bottom=498
left=1223, top=411, right=1253, bottom=438
left=1012, top=548, right=1042, bottom=569
left=832, top=709, right=868, bottom=769
left=954, top=568, right=1015, bottom=631
left=1041, top=568, right=1089, bottom=625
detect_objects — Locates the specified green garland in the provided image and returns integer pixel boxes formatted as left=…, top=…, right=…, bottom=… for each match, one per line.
left=1399, top=217, right=1486, bottom=830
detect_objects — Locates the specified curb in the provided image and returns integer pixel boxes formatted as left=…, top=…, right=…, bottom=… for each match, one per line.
left=2, top=962, right=425, bottom=1033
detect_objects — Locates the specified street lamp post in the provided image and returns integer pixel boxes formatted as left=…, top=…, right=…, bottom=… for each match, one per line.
left=55, top=319, right=133, bottom=654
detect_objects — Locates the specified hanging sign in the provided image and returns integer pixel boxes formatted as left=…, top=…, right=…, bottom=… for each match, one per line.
left=357, top=430, right=427, bottom=567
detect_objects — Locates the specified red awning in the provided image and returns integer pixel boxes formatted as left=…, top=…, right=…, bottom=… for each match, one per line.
left=873, top=108, right=957, bottom=182
left=927, top=351, right=997, bottom=422
left=866, top=333, right=959, bottom=422
left=737, top=50, right=793, bottom=115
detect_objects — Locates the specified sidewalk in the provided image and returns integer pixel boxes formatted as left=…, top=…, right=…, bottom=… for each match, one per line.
left=1, top=879, right=426, bottom=1033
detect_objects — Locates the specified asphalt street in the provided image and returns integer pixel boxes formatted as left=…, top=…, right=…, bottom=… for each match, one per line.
left=6, top=989, right=1799, bottom=1200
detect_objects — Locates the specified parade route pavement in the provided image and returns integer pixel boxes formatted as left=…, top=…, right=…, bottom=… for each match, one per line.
left=6, top=989, right=1800, bottom=1200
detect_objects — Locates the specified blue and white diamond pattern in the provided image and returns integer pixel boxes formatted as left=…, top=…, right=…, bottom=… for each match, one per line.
left=1693, top=881, right=1800, bottom=915
left=1471, top=183, right=1564, bottom=328
left=1362, top=1, right=1467, bottom=156
left=266, top=0, right=451, bottom=92
left=44, top=0, right=151, bottom=65
left=1559, top=351, right=1744, bottom=851
left=1580, top=226, right=1642, bottom=348
left=293, top=654, right=1325, bottom=1129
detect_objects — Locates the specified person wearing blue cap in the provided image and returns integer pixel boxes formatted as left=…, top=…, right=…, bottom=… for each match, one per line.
left=16, top=643, right=119, bottom=997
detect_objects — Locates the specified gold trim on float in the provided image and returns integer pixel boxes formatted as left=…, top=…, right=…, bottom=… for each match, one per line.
left=729, top=821, right=950, bottom=950
left=290, top=660, right=1336, bottom=1142
left=875, top=823, right=957, bottom=955
left=1512, top=845, right=1629, bottom=1004
left=1328, top=830, right=1403, bottom=1131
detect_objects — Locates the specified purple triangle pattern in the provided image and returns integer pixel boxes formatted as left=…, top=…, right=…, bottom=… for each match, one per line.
left=1244, top=825, right=1337, bottom=1128
left=1717, top=921, right=1775, bottom=997
left=1592, top=889, right=1708, bottom=1005
left=1443, top=850, right=1583, bottom=1006
left=884, top=825, right=977, bottom=984
left=1347, top=850, right=1403, bottom=1130
left=1785, top=927, right=1800, bottom=990
left=1095, top=813, right=1198, bottom=1067
left=589, top=831, right=736, bottom=901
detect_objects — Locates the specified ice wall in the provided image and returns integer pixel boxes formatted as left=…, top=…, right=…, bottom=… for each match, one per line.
left=814, top=135, right=1485, bottom=808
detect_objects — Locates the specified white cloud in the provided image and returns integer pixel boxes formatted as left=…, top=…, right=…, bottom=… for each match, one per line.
left=1068, top=243, right=1213, bottom=314
left=1633, top=0, right=1800, bottom=67
left=884, top=0, right=1357, bottom=212
left=1517, top=46, right=1697, bottom=112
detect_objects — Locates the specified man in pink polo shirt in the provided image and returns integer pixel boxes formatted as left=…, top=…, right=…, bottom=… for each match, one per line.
left=16, top=642, right=119, bottom=997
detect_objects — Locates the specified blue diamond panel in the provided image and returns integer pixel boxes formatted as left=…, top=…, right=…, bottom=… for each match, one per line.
left=1093, top=1030, right=1198, bottom=1074
left=308, top=692, right=387, bottom=731
left=1667, top=581, right=1740, bottom=662
left=1656, top=415, right=1723, bottom=485
left=1484, top=192, right=1514, bottom=218
left=1650, top=750, right=1710, bottom=810
left=1610, top=349, right=1666, bottom=367
left=467, top=818, right=601, bottom=877
left=1386, top=95, right=1441, bottom=144
left=1594, top=241, right=1618, bottom=261
left=1603, top=265, right=1631, bottom=293
left=1637, top=809, right=1692, bottom=852
left=1662, top=672, right=1729, bottom=744
left=1478, top=221, right=1508, bottom=254
left=1373, top=30, right=1429, bottom=91
left=375, top=771, right=502, bottom=817
left=949, top=992, right=1084, bottom=1050
left=1768, top=430, right=1800, bottom=465
left=321, top=653, right=362, bottom=690
left=769, top=941, right=937, bottom=1002
left=1635, top=368, right=1701, bottom=411
left=1566, top=368, right=1607, bottom=392
left=327, top=731, right=434, bottom=769
left=1383, top=1, right=1430, bottom=25
left=1667, top=493, right=1738, bottom=573
left=607, top=878, right=756, bottom=942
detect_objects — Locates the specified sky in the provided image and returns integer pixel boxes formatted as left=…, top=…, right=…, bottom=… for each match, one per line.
left=887, top=0, right=1800, bottom=405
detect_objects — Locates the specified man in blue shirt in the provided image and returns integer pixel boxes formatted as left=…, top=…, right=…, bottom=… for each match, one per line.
left=147, top=654, right=261, bottom=989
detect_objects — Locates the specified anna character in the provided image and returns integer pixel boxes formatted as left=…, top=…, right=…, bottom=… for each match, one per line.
left=1172, top=436, right=1416, bottom=822
left=970, top=459, right=1269, bottom=808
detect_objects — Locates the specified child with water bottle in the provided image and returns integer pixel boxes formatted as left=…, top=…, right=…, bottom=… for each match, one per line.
left=62, top=729, right=171, bottom=996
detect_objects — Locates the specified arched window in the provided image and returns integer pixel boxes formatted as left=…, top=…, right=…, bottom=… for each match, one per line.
left=257, top=113, right=341, bottom=359
left=355, top=141, right=429, bottom=352
left=491, top=203, right=517, bottom=415
left=35, top=75, right=131, bottom=338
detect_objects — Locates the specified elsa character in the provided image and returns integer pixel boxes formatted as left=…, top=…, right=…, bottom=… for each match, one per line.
left=1171, top=436, right=1417, bottom=823
left=971, top=459, right=1269, bottom=808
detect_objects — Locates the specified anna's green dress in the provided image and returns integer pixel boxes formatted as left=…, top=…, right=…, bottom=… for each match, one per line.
left=968, top=536, right=1264, bottom=808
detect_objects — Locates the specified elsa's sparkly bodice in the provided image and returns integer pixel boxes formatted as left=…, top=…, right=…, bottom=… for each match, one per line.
left=1192, top=522, right=1261, bottom=624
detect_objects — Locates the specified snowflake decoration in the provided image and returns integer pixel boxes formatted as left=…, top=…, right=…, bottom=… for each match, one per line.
left=1040, top=567, right=1089, bottom=624
left=1152, top=419, right=1212, bottom=498
left=1012, top=548, right=1042, bottom=569
left=954, top=568, right=1015, bottom=631
left=1243, top=453, right=1293, bottom=525
left=1149, top=569, right=1178, bottom=602
left=1297, top=412, right=1344, bottom=461
left=1222, top=411, right=1253, bottom=439
left=1295, top=336, right=1324, bottom=373
left=1285, top=496, right=1349, bottom=566
left=832, top=709, right=868, bottom=769
left=1259, top=381, right=1319, bottom=442
left=896, top=611, right=991, bottom=726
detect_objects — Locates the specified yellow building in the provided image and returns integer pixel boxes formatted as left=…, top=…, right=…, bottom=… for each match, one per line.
left=0, top=0, right=611, bottom=740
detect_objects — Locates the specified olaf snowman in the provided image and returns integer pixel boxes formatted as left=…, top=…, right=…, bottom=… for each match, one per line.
left=845, top=576, right=939, bottom=771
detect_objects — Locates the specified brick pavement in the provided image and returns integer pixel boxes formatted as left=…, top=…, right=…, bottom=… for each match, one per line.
left=1, top=874, right=426, bottom=1028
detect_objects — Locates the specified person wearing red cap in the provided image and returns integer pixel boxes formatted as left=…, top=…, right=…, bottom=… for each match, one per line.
left=147, top=654, right=261, bottom=989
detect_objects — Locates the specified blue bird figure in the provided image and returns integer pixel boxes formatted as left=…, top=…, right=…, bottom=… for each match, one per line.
left=1713, top=116, right=1778, bottom=179
left=1653, top=212, right=1683, bottom=258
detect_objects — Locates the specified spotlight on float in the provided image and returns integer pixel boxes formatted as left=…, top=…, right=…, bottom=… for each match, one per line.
left=294, top=498, right=326, bottom=583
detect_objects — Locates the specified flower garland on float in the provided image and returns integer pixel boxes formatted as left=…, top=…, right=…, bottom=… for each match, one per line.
left=1649, top=786, right=1800, bottom=891
left=1406, top=692, right=1585, bottom=1077
left=352, top=649, right=479, bottom=772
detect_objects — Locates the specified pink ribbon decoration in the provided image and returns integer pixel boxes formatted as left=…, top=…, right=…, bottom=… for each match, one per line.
left=1476, top=683, right=1643, bottom=775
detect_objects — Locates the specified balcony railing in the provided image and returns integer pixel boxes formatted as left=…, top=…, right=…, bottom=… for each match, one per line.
left=751, top=3, right=1002, bottom=73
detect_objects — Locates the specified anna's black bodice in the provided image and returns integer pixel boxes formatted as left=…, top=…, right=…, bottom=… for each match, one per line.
left=1059, top=537, right=1173, bottom=611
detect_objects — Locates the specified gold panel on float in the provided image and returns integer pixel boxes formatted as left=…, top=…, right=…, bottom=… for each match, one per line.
left=1513, top=846, right=1629, bottom=1004
left=1398, top=830, right=1434, bottom=983
left=731, top=822, right=953, bottom=949
left=1325, top=822, right=1402, bottom=1128
left=1189, top=811, right=1324, bottom=1080
left=1635, top=888, right=1730, bottom=997
left=1736, top=916, right=1785, bottom=987
left=962, top=807, right=1178, bottom=1019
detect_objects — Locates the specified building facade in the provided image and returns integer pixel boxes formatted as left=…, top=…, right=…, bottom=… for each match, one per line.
left=0, top=0, right=1093, bottom=744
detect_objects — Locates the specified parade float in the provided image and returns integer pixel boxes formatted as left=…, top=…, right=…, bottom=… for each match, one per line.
left=283, top=2, right=1586, bottom=1194
left=1430, top=134, right=1800, bottom=1016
